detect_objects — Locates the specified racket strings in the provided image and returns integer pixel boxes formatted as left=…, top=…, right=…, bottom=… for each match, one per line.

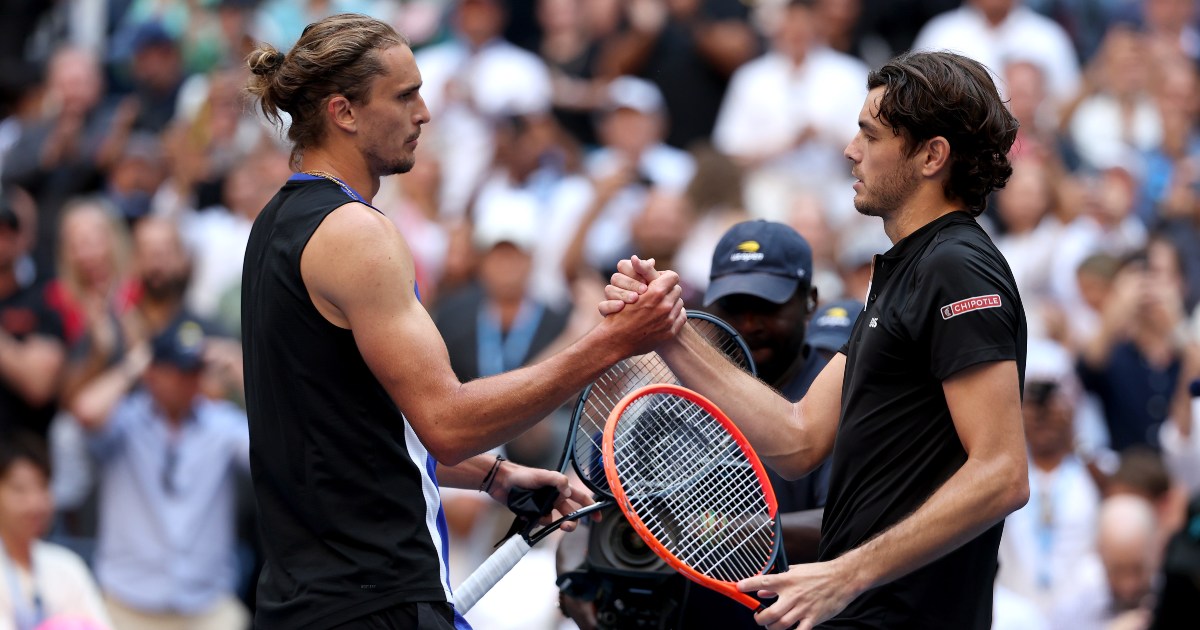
left=573, top=323, right=751, bottom=497
left=612, top=393, right=775, bottom=583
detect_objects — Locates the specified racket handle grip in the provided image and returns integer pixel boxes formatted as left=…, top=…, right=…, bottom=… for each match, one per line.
left=454, top=536, right=532, bottom=614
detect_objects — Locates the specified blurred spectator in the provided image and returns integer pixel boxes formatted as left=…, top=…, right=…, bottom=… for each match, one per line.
left=62, top=215, right=231, bottom=422
left=2, top=46, right=116, bottom=278
left=812, top=0, right=879, bottom=64
left=788, top=191, right=843, bottom=300
left=183, top=147, right=289, bottom=325
left=851, top=0, right=958, bottom=62
left=0, top=432, right=112, bottom=630
left=123, top=22, right=185, bottom=135
left=1141, top=0, right=1200, bottom=64
left=712, top=0, right=867, bottom=224
left=628, top=189, right=701, bottom=305
left=835, top=221, right=890, bottom=303
left=1053, top=494, right=1161, bottom=629
left=254, top=0, right=389, bottom=49
left=598, top=0, right=759, bottom=149
left=913, top=0, right=1081, bottom=105
left=1079, top=244, right=1187, bottom=451
left=0, top=61, right=43, bottom=181
left=434, top=198, right=570, bottom=387
left=670, top=143, right=750, bottom=294
left=470, top=113, right=592, bottom=309
left=102, top=132, right=167, bottom=223
left=994, top=157, right=1065, bottom=338
left=417, top=0, right=553, bottom=220
left=71, top=317, right=250, bottom=630
left=1106, top=446, right=1188, bottom=549
left=44, top=198, right=136, bottom=349
left=807, top=298, right=862, bottom=362
left=0, top=198, right=66, bottom=439
left=1139, top=58, right=1200, bottom=227
left=537, top=0, right=608, bottom=146
left=1063, top=25, right=1163, bottom=173
left=998, top=338, right=1102, bottom=617
left=1049, top=166, right=1147, bottom=345
left=1159, top=369, right=1200, bottom=494
left=568, top=76, right=695, bottom=275
left=1004, top=59, right=1057, bottom=162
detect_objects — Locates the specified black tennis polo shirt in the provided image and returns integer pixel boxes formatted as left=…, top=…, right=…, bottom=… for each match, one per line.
left=819, top=211, right=1027, bottom=629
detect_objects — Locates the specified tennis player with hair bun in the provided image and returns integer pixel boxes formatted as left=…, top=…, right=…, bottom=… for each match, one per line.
left=240, top=13, right=686, bottom=630
left=605, top=51, right=1030, bottom=629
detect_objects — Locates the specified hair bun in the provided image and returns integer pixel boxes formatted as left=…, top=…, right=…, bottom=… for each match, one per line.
left=249, top=47, right=284, bottom=76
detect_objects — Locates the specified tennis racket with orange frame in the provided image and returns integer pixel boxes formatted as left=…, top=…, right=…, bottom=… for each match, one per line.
left=453, top=312, right=756, bottom=613
left=602, top=383, right=785, bottom=612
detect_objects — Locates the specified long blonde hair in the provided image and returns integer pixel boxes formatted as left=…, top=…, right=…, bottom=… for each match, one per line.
left=56, top=197, right=131, bottom=302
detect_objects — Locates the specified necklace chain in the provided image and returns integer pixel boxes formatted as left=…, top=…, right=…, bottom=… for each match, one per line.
left=302, top=170, right=358, bottom=200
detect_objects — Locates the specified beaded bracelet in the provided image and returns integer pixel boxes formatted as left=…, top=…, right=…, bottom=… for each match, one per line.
left=480, top=454, right=505, bottom=493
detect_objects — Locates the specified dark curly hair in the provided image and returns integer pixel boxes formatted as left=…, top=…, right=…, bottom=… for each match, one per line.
left=245, top=14, right=408, bottom=169
left=867, top=51, right=1019, bottom=217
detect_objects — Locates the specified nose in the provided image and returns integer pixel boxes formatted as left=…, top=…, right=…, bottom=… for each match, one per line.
left=844, top=134, right=861, bottom=162
left=415, top=93, right=431, bottom=126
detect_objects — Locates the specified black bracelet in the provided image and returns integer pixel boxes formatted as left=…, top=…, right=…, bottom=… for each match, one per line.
left=480, top=454, right=505, bottom=493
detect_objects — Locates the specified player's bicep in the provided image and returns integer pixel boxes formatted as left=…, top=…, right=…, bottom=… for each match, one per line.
left=942, top=360, right=1026, bottom=462
left=303, top=206, right=461, bottom=417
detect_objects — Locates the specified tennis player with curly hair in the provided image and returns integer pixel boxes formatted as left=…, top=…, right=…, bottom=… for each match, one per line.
left=605, top=51, right=1031, bottom=629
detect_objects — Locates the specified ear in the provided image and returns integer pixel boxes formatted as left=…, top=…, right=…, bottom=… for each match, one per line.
left=920, top=136, right=952, bottom=178
left=807, top=286, right=819, bottom=313
left=327, top=95, right=358, bottom=134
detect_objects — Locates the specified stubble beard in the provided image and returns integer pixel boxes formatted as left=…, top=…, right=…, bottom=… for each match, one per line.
left=853, top=162, right=921, bottom=219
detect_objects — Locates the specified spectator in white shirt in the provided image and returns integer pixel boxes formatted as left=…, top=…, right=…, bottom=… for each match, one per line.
left=997, top=337, right=1102, bottom=617
left=415, top=0, right=554, bottom=220
left=571, top=77, right=695, bottom=274
left=0, top=433, right=112, bottom=630
left=712, top=0, right=867, bottom=223
left=913, top=0, right=1081, bottom=106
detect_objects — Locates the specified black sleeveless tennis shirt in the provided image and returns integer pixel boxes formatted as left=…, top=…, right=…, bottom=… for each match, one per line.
left=242, top=175, right=454, bottom=629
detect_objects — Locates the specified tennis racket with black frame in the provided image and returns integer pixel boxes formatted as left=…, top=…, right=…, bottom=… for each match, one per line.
left=453, top=311, right=756, bottom=613
left=602, top=383, right=786, bottom=613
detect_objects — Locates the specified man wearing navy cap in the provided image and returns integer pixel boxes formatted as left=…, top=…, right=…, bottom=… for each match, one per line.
left=807, top=299, right=863, bottom=362
left=74, top=316, right=251, bottom=630
left=678, top=220, right=837, bottom=629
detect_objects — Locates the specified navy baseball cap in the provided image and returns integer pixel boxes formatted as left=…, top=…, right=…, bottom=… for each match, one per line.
left=705, top=220, right=813, bottom=307
left=151, top=317, right=206, bottom=372
left=807, top=299, right=863, bottom=353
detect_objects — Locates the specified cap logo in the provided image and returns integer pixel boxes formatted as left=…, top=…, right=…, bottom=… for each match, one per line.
left=177, top=321, right=205, bottom=350
left=815, top=307, right=851, bottom=328
left=940, top=294, right=1002, bottom=320
left=731, top=240, right=765, bottom=262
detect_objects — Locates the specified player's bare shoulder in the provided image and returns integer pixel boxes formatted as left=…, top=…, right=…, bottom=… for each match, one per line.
left=301, top=201, right=416, bottom=328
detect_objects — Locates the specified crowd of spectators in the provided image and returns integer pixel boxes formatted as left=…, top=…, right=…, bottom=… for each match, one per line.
left=2, top=0, right=1200, bottom=628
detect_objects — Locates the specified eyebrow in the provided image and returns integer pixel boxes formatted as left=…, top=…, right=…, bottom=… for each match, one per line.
left=858, top=118, right=880, bottom=134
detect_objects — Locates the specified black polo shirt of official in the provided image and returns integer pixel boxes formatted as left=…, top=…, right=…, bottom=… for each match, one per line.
left=820, top=211, right=1027, bottom=629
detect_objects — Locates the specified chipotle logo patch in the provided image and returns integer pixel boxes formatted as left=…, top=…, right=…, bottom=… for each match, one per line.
left=940, top=294, right=1001, bottom=320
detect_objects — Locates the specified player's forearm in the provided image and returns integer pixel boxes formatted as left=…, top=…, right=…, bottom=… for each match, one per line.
left=658, top=324, right=815, bottom=475
left=437, top=453, right=502, bottom=490
left=834, top=451, right=1029, bottom=597
left=416, top=329, right=623, bottom=465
